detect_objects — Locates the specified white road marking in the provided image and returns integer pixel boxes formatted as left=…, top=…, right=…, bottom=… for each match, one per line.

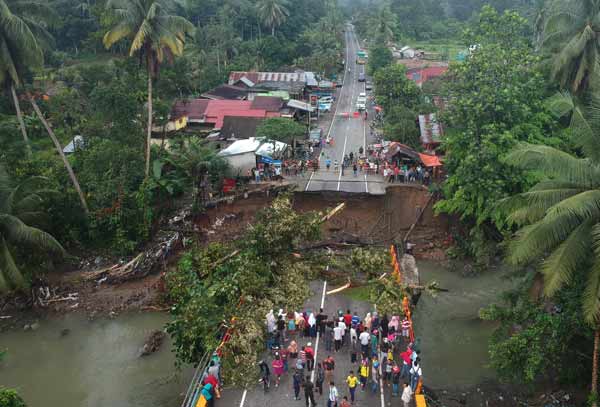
left=239, top=389, right=247, bottom=406
left=364, top=174, right=369, bottom=194
left=310, top=279, right=328, bottom=394
left=305, top=170, right=315, bottom=192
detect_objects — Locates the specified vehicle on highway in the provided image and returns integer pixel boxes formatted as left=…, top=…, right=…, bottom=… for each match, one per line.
left=319, top=102, right=332, bottom=112
left=365, top=82, right=373, bottom=91
left=358, top=72, right=365, bottom=82
left=356, top=95, right=367, bottom=111
left=359, top=92, right=367, bottom=98
left=319, top=96, right=334, bottom=104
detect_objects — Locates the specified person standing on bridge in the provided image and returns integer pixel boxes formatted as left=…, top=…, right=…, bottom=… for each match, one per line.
left=346, top=371, right=358, bottom=403
left=352, top=164, right=358, bottom=177
left=401, top=382, right=413, bottom=407
left=326, top=158, right=332, bottom=171
left=293, top=369, right=302, bottom=400
left=327, top=381, right=339, bottom=407
left=316, top=362, right=325, bottom=395
left=272, top=353, right=284, bottom=387
left=304, top=375, right=317, bottom=407
left=306, top=342, right=315, bottom=372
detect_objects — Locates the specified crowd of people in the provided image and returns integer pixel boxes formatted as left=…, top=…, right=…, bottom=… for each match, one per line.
left=383, top=164, right=431, bottom=185
left=258, top=308, right=423, bottom=406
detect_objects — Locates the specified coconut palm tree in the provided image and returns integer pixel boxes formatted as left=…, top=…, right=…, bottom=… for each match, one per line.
left=542, top=0, right=600, bottom=94
left=0, top=0, right=42, bottom=156
left=504, top=103, right=600, bottom=402
left=103, top=0, right=194, bottom=179
left=0, top=0, right=89, bottom=213
left=255, top=0, right=289, bottom=37
left=372, top=2, right=396, bottom=44
left=0, top=165, right=63, bottom=293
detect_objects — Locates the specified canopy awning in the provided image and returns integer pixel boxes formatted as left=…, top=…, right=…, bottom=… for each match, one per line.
left=418, top=153, right=443, bottom=167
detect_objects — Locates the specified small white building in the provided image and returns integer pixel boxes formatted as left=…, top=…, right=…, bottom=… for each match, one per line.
left=399, top=46, right=417, bottom=59
left=218, top=138, right=288, bottom=176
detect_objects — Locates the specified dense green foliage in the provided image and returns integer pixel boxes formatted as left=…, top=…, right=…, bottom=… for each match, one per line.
left=0, top=165, right=63, bottom=292
left=436, top=6, right=562, bottom=263
left=481, top=276, right=592, bottom=385
left=372, top=64, right=424, bottom=148
left=255, top=117, right=307, bottom=144
left=0, top=0, right=345, bottom=291
left=0, top=388, right=26, bottom=407
left=167, top=195, right=322, bottom=385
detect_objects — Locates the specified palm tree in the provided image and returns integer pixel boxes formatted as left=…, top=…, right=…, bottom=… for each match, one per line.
left=0, top=0, right=43, bottom=156
left=0, top=0, right=89, bottom=213
left=542, top=0, right=600, bottom=94
left=372, top=2, right=396, bottom=44
left=0, top=166, right=63, bottom=293
left=256, top=0, right=289, bottom=37
left=103, top=0, right=194, bottom=179
left=504, top=104, right=600, bottom=401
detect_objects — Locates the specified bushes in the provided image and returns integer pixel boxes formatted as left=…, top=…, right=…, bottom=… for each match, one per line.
left=0, top=388, right=26, bottom=407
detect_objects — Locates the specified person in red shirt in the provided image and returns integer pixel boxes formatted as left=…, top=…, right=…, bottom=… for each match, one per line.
left=394, top=166, right=400, bottom=183
left=343, top=310, right=353, bottom=345
left=305, top=342, right=315, bottom=372
left=203, top=373, right=220, bottom=398
left=400, top=347, right=412, bottom=381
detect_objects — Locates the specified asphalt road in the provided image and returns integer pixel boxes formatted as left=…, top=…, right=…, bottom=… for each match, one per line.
left=300, top=25, right=386, bottom=195
left=218, top=280, right=399, bottom=407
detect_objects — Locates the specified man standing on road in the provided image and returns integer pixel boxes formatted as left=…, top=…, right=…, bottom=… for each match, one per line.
left=333, top=322, right=344, bottom=351
left=359, top=328, right=370, bottom=356
left=346, top=371, right=358, bottom=403
left=327, top=382, right=339, bottom=407
left=324, top=355, right=335, bottom=383
left=293, top=369, right=302, bottom=400
left=326, top=157, right=332, bottom=171
left=303, top=375, right=317, bottom=407
left=306, top=342, right=315, bottom=372
left=317, top=308, right=328, bottom=336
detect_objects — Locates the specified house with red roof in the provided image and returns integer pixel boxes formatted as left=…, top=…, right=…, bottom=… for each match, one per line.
left=405, top=66, right=448, bottom=87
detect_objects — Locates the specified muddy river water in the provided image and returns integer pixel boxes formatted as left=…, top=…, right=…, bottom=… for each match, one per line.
left=0, top=312, right=190, bottom=407
left=0, top=261, right=517, bottom=405
left=414, top=260, right=518, bottom=389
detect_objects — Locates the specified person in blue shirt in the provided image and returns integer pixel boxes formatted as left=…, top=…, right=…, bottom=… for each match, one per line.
left=201, top=383, right=214, bottom=407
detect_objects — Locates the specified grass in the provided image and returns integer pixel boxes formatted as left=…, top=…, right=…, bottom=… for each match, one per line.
left=343, top=285, right=371, bottom=302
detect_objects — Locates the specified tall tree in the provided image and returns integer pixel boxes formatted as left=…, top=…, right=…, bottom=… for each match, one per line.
left=0, top=0, right=45, bottom=156
left=0, top=165, right=63, bottom=293
left=504, top=130, right=600, bottom=403
left=103, top=0, right=194, bottom=179
left=542, top=0, right=600, bottom=94
left=256, top=0, right=289, bottom=36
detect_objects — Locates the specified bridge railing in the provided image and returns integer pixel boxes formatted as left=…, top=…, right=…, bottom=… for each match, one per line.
left=180, top=350, right=211, bottom=407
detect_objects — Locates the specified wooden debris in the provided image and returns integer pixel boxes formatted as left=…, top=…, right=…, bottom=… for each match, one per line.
left=326, top=279, right=351, bottom=295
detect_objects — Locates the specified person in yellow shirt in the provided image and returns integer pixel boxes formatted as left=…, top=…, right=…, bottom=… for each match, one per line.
left=346, top=370, right=358, bottom=403
left=359, top=361, right=369, bottom=392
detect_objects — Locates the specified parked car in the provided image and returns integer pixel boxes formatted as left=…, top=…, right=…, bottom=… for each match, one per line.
left=365, top=82, right=373, bottom=91
left=358, top=72, right=365, bottom=82
left=319, top=96, right=334, bottom=104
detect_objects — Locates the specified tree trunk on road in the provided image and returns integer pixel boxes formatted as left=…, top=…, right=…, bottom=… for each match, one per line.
left=593, top=327, right=599, bottom=407
left=29, top=95, right=89, bottom=215
left=11, top=84, right=31, bottom=157
left=146, top=71, right=153, bottom=179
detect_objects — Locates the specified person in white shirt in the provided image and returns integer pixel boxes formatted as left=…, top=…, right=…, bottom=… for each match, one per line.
left=328, top=381, right=339, bottom=407
left=350, top=326, right=358, bottom=348
left=359, top=329, right=370, bottom=356
left=337, top=319, right=347, bottom=346
left=409, top=358, right=422, bottom=392
left=401, top=382, right=413, bottom=407
left=333, top=324, right=344, bottom=352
